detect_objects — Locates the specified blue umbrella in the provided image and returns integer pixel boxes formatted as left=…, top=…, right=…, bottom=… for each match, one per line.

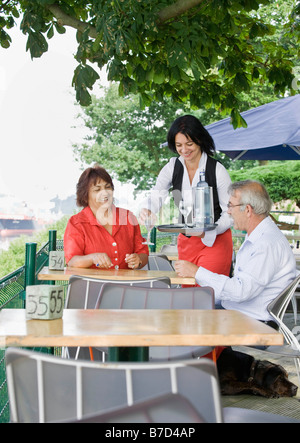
left=205, top=95, right=300, bottom=160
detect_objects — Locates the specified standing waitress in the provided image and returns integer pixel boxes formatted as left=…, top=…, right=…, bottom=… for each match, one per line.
left=140, top=114, right=233, bottom=277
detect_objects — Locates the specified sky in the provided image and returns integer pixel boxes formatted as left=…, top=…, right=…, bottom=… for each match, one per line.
left=0, top=21, right=112, bottom=217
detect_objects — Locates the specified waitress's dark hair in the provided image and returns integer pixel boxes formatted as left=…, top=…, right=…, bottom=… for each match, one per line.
left=167, top=115, right=215, bottom=156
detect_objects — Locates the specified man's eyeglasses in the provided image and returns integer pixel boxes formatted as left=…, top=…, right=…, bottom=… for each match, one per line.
left=227, top=203, right=244, bottom=209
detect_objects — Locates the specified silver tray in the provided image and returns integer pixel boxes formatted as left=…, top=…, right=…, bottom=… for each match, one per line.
left=157, top=223, right=217, bottom=235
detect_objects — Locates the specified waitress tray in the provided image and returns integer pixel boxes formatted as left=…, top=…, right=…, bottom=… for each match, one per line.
left=157, top=223, right=217, bottom=235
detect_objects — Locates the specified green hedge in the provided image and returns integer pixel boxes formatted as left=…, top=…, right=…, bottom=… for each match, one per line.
left=229, top=161, right=300, bottom=207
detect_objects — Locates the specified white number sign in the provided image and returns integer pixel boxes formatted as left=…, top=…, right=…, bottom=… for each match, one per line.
left=26, top=285, right=64, bottom=320
left=49, top=251, right=65, bottom=270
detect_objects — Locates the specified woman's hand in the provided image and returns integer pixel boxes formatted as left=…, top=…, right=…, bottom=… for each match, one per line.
left=125, top=253, right=142, bottom=269
left=92, top=253, right=113, bottom=269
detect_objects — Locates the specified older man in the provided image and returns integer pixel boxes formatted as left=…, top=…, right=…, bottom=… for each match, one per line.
left=175, top=180, right=297, bottom=325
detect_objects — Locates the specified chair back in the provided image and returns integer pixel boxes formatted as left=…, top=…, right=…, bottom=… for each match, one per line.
left=96, top=283, right=214, bottom=309
left=160, top=244, right=178, bottom=255
left=147, top=254, right=174, bottom=271
left=95, top=283, right=215, bottom=361
left=63, top=275, right=171, bottom=360
left=268, top=274, right=300, bottom=321
left=5, top=348, right=223, bottom=423
left=265, top=274, right=300, bottom=365
left=65, top=275, right=171, bottom=309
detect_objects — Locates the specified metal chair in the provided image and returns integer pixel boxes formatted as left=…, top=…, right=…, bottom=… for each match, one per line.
left=147, top=254, right=175, bottom=271
left=290, top=277, right=300, bottom=325
left=94, top=283, right=215, bottom=361
left=5, top=349, right=222, bottom=423
left=62, top=275, right=171, bottom=360
left=63, top=393, right=206, bottom=423
left=141, top=254, right=179, bottom=287
left=80, top=400, right=300, bottom=424
left=6, top=348, right=300, bottom=423
left=159, top=245, right=178, bottom=271
left=260, top=274, right=300, bottom=382
left=160, top=244, right=178, bottom=255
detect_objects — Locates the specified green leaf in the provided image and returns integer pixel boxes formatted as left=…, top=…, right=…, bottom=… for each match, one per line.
left=1, top=39, right=11, bottom=49
left=230, top=108, right=248, bottom=129
left=26, top=31, right=48, bottom=58
left=0, top=29, right=11, bottom=48
left=72, top=64, right=100, bottom=106
left=252, top=66, right=260, bottom=79
left=139, top=92, right=152, bottom=108
left=36, top=0, right=56, bottom=5
left=93, top=33, right=103, bottom=52
left=54, top=23, right=66, bottom=35
left=233, top=72, right=250, bottom=92
left=145, top=67, right=155, bottom=82
left=153, top=69, right=165, bottom=85
left=47, top=25, right=54, bottom=39
left=134, top=64, right=146, bottom=84
left=168, top=43, right=188, bottom=69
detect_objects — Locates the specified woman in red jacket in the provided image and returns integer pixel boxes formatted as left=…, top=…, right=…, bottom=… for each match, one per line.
left=64, top=165, right=148, bottom=270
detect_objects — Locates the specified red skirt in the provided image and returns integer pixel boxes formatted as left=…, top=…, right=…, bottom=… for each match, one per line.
left=177, top=228, right=233, bottom=276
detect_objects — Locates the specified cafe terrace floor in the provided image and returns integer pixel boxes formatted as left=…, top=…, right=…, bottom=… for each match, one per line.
left=222, top=313, right=300, bottom=420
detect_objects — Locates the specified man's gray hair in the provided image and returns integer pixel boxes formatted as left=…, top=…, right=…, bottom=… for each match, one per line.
left=229, top=180, right=272, bottom=216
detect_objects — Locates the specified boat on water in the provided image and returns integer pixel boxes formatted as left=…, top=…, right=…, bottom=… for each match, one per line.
left=0, top=195, right=46, bottom=238
left=0, top=214, right=39, bottom=237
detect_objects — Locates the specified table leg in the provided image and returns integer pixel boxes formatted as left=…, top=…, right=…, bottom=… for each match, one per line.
left=108, top=346, right=149, bottom=362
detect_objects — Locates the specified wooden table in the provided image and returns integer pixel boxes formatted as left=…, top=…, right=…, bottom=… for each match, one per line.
left=165, top=255, right=178, bottom=261
left=38, top=266, right=196, bottom=286
left=0, top=309, right=283, bottom=361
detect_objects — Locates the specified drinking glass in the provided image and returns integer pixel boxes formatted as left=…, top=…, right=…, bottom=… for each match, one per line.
left=179, top=200, right=192, bottom=228
left=143, top=215, right=155, bottom=245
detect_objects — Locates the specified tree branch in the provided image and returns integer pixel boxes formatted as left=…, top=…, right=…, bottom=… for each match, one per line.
left=47, top=0, right=207, bottom=39
left=157, top=0, right=207, bottom=23
left=47, top=3, right=97, bottom=38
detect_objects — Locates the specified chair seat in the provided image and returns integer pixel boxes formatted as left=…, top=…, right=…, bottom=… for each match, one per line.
left=264, top=344, right=300, bottom=358
left=62, top=393, right=206, bottom=423
left=149, top=346, right=213, bottom=361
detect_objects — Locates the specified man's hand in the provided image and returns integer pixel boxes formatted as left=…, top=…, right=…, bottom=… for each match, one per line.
left=174, top=260, right=199, bottom=278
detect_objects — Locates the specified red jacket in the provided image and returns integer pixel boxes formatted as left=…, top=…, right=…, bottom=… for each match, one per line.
left=64, top=206, right=148, bottom=269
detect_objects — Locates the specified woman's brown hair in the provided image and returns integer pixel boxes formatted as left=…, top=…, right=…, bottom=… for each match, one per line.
left=76, top=165, right=114, bottom=207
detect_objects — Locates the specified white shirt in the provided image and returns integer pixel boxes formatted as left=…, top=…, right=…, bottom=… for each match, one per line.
left=195, top=216, right=298, bottom=321
left=141, top=152, right=233, bottom=246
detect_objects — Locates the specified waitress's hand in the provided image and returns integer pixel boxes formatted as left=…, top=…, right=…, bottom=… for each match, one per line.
left=194, top=232, right=205, bottom=238
left=139, top=208, right=155, bottom=224
left=92, top=253, right=113, bottom=269
left=174, top=260, right=198, bottom=278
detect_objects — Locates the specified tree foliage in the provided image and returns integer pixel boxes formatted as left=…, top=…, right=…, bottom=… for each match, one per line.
left=73, top=84, right=192, bottom=191
left=74, top=74, right=288, bottom=192
left=1, top=0, right=299, bottom=127
left=0, top=215, right=70, bottom=279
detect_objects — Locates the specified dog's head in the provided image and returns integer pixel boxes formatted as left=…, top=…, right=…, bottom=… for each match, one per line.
left=254, top=360, right=298, bottom=397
